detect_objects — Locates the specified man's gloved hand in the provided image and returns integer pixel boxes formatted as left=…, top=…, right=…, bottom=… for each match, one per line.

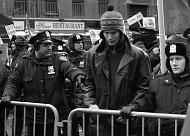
left=120, top=105, right=135, bottom=119
left=75, top=75, right=85, bottom=87
left=1, top=95, right=12, bottom=107
left=116, top=105, right=135, bottom=124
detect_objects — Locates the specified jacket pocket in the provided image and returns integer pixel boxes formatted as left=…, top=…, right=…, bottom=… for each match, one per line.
left=23, top=76, right=35, bottom=93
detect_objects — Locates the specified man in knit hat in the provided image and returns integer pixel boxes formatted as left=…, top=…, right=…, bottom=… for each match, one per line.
left=82, top=6, right=152, bottom=136
left=148, top=42, right=190, bottom=136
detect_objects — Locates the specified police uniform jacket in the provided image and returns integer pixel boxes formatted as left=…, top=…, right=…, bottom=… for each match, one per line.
left=10, top=49, right=30, bottom=74
left=3, top=52, right=84, bottom=124
left=83, top=35, right=151, bottom=111
left=148, top=72, right=190, bottom=135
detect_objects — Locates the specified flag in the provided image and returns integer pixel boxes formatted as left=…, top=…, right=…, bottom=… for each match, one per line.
left=163, top=0, right=190, bottom=34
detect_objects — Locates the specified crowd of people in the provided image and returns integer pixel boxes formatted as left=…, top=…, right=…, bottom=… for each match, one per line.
left=0, top=5, right=190, bottom=136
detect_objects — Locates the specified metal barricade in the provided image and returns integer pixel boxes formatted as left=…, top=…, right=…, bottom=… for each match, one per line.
left=67, top=108, right=186, bottom=136
left=0, top=100, right=63, bottom=136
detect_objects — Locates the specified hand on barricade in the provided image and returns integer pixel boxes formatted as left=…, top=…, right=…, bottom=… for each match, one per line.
left=89, top=104, right=99, bottom=110
left=120, top=105, right=135, bottom=119
left=1, top=95, right=12, bottom=107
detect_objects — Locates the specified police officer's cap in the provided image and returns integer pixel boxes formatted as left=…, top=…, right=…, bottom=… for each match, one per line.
left=165, top=42, right=187, bottom=58
left=52, top=38, right=69, bottom=54
left=52, top=38, right=65, bottom=45
left=72, top=34, right=83, bottom=43
left=11, top=35, right=28, bottom=46
left=29, top=30, right=52, bottom=45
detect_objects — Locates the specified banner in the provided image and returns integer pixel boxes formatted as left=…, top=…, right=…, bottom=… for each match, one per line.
left=127, top=12, right=143, bottom=26
left=163, top=0, right=190, bottom=34
left=5, top=24, right=16, bottom=39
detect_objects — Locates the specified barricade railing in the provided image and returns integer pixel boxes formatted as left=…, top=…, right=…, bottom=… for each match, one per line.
left=0, top=100, right=62, bottom=136
left=67, top=108, right=187, bottom=136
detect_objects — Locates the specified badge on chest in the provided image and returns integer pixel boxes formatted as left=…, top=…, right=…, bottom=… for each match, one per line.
left=48, top=66, right=55, bottom=75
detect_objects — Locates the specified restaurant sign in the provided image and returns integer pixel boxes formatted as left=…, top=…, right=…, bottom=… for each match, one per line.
left=35, top=21, right=85, bottom=31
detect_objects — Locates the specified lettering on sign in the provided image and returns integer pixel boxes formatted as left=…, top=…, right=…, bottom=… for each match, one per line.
left=35, top=21, right=85, bottom=30
left=127, top=12, right=143, bottom=26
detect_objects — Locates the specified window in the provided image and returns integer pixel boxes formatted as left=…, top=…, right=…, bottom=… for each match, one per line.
left=72, top=0, right=85, bottom=17
left=98, top=0, right=109, bottom=16
left=127, top=4, right=148, bottom=18
left=14, top=0, right=28, bottom=17
left=44, top=0, right=58, bottom=17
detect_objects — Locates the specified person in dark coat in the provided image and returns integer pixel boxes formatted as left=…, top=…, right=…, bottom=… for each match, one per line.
left=67, top=34, right=89, bottom=135
left=52, top=37, right=81, bottom=136
left=0, top=50, right=8, bottom=136
left=148, top=42, right=190, bottom=136
left=10, top=35, right=30, bottom=72
left=67, top=34, right=87, bottom=70
left=132, top=27, right=160, bottom=72
left=1, top=30, right=85, bottom=136
left=9, top=35, right=31, bottom=136
left=82, top=6, right=152, bottom=136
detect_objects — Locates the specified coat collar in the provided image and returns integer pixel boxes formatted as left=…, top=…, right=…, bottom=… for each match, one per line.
left=28, top=52, right=54, bottom=66
left=94, top=35, right=133, bottom=75
left=162, top=72, right=190, bottom=88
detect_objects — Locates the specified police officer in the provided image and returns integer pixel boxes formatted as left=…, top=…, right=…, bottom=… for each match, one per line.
left=148, top=42, right=190, bottom=136
left=9, top=35, right=30, bottom=136
left=67, top=34, right=88, bottom=135
left=10, top=35, right=30, bottom=72
left=1, top=30, right=84, bottom=136
left=67, top=34, right=86, bottom=70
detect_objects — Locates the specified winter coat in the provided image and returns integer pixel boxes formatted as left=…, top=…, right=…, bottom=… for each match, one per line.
left=83, top=35, right=151, bottom=110
left=148, top=72, right=190, bottom=136
left=10, top=49, right=30, bottom=74
left=82, top=35, right=151, bottom=136
left=3, top=52, right=84, bottom=124
left=0, top=62, right=8, bottom=97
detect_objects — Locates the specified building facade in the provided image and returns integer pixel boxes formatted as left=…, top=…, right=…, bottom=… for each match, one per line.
left=0, top=0, right=157, bottom=33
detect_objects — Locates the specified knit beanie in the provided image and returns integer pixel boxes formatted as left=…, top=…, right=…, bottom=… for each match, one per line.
left=100, top=6, right=125, bottom=39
